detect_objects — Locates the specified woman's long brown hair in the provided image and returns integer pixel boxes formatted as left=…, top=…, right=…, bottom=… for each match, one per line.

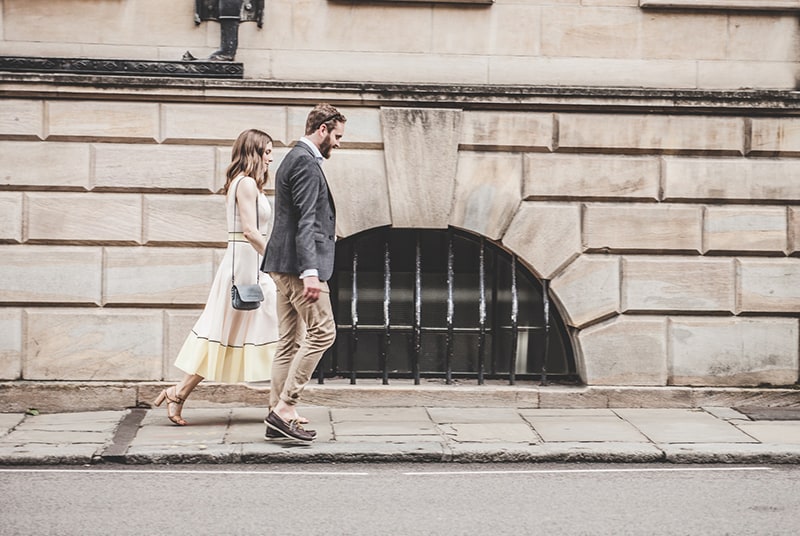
left=222, top=129, right=273, bottom=194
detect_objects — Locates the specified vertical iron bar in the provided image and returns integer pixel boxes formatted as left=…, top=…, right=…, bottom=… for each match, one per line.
left=490, top=258, right=499, bottom=376
left=382, top=239, right=390, bottom=385
left=350, top=249, right=358, bottom=385
left=445, top=230, right=454, bottom=385
left=413, top=233, right=422, bottom=385
left=541, top=279, right=550, bottom=386
left=477, top=237, right=486, bottom=385
left=509, top=255, right=519, bottom=385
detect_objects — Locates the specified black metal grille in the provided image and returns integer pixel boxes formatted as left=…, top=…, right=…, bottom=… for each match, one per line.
left=315, top=227, right=577, bottom=385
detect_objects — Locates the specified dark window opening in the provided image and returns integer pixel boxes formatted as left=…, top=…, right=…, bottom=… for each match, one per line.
left=315, top=227, right=578, bottom=385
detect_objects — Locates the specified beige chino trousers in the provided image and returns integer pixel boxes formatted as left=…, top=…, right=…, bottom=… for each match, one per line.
left=268, top=272, right=336, bottom=408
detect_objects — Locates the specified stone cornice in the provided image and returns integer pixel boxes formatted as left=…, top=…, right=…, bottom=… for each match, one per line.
left=2, top=72, right=800, bottom=114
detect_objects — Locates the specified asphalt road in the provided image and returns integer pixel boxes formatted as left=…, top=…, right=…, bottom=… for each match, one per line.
left=1, top=463, right=797, bottom=535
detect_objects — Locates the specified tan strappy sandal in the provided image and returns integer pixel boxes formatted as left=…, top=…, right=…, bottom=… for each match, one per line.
left=153, top=386, right=188, bottom=426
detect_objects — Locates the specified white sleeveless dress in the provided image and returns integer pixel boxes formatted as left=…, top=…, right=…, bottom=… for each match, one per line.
left=173, top=175, right=278, bottom=382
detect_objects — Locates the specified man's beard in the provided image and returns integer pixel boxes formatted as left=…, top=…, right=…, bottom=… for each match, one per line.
left=319, top=133, right=334, bottom=159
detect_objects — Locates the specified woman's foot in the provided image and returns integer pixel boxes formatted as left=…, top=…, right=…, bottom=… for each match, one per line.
left=153, top=386, right=188, bottom=426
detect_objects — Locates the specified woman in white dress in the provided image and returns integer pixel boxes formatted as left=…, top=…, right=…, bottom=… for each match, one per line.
left=154, top=129, right=279, bottom=425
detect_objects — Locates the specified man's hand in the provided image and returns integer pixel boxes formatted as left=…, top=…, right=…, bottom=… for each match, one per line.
left=302, top=275, right=322, bottom=303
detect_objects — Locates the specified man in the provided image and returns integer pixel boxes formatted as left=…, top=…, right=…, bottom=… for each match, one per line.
left=262, top=103, right=346, bottom=442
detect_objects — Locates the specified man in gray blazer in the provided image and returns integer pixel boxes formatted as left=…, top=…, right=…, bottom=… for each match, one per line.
left=262, top=103, right=346, bottom=442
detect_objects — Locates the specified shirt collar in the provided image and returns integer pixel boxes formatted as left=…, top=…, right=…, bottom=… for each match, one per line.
left=299, top=137, right=323, bottom=162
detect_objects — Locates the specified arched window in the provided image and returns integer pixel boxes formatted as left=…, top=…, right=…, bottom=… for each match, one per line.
left=316, top=228, right=577, bottom=384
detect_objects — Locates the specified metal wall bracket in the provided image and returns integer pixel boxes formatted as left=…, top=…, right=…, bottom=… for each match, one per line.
left=184, top=0, right=264, bottom=62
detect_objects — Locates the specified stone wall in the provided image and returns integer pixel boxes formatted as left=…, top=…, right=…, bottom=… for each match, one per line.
left=1, top=0, right=798, bottom=90
left=1, top=0, right=799, bottom=389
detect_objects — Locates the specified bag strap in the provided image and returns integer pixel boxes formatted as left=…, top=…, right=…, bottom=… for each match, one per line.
left=231, top=176, right=260, bottom=286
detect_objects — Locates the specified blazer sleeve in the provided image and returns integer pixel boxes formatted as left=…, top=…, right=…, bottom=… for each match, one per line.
left=289, top=158, right=323, bottom=274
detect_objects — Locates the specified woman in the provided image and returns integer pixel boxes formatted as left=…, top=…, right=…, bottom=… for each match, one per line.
left=154, top=129, right=278, bottom=425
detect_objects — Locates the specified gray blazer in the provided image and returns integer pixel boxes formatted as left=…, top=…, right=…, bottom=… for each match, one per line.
left=262, top=142, right=337, bottom=282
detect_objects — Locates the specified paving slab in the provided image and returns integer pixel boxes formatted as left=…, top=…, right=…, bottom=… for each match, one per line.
left=518, top=408, right=617, bottom=417
left=0, top=430, right=111, bottom=445
left=661, top=443, right=800, bottom=464
left=332, top=434, right=442, bottom=443
left=124, top=444, right=242, bottom=464
left=0, top=414, right=24, bottom=435
left=426, top=407, right=525, bottom=423
left=241, top=440, right=445, bottom=463
left=523, top=415, right=650, bottom=443
left=0, top=443, right=103, bottom=465
left=613, top=408, right=757, bottom=443
left=439, top=422, right=538, bottom=443
left=331, top=407, right=430, bottom=422
left=733, top=422, right=800, bottom=444
left=332, top=421, right=438, bottom=436
left=701, top=407, right=750, bottom=421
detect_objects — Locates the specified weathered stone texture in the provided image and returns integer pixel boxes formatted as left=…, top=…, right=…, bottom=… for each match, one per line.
left=664, top=158, right=800, bottom=201
left=460, top=112, right=553, bottom=150
left=0, top=309, right=22, bottom=380
left=94, top=144, right=217, bottom=192
left=541, top=6, right=641, bottom=59
left=558, top=115, right=743, bottom=155
left=0, top=246, right=102, bottom=304
left=738, top=258, right=800, bottom=313
left=323, top=149, right=391, bottom=238
left=751, top=118, right=800, bottom=156
left=502, top=203, right=582, bottom=279
left=551, top=255, right=620, bottom=328
left=584, top=204, right=703, bottom=252
left=669, top=317, right=799, bottom=386
left=143, top=194, right=226, bottom=245
left=165, top=311, right=202, bottom=382
left=0, top=141, right=91, bottom=189
left=791, top=207, right=800, bottom=255
left=0, top=99, right=42, bottom=138
left=26, top=193, right=142, bottom=244
left=47, top=101, right=159, bottom=142
left=103, top=247, right=215, bottom=306
left=640, top=11, right=727, bottom=60
left=381, top=108, right=461, bottom=228
left=577, top=316, right=668, bottom=385
left=697, top=60, right=799, bottom=90
left=24, top=309, right=163, bottom=381
left=450, top=152, right=522, bottom=240
left=703, top=206, right=787, bottom=254
left=525, top=154, right=660, bottom=200
left=0, top=193, right=22, bottom=243
left=622, top=257, right=735, bottom=312
left=162, top=104, right=289, bottom=146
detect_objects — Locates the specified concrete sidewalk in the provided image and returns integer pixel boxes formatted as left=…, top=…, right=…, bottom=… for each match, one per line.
left=1, top=405, right=800, bottom=465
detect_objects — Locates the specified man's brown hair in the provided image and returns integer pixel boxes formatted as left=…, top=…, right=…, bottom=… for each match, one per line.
left=305, top=103, right=347, bottom=135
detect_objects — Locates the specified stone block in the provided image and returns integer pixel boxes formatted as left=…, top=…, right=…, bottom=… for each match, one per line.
left=577, top=316, right=668, bottom=385
left=4, top=0, right=204, bottom=47
left=143, top=194, right=226, bottom=245
left=489, top=4, right=543, bottom=56
left=0, top=99, right=42, bottom=139
left=541, top=6, right=641, bottom=59
left=431, top=5, right=492, bottom=55
left=551, top=255, right=620, bottom=328
left=558, top=114, right=744, bottom=155
left=703, top=206, right=787, bottom=254
left=791, top=207, right=800, bottom=255
left=664, top=158, right=800, bottom=202
left=47, top=101, right=159, bottom=142
left=271, top=50, right=489, bottom=85
left=94, top=144, right=217, bottom=192
left=26, top=193, right=142, bottom=244
left=24, top=309, right=163, bottom=381
left=584, top=204, right=703, bottom=252
left=165, top=311, right=202, bottom=382
left=525, top=154, right=660, bottom=200
left=640, top=11, right=727, bottom=61
left=622, top=256, right=735, bottom=312
left=0, top=141, right=91, bottom=189
left=282, top=106, right=381, bottom=147
left=669, top=317, right=799, bottom=386
left=323, top=149, right=392, bottom=238
left=162, top=104, right=289, bottom=146
left=103, top=247, right=216, bottom=306
left=0, top=246, right=102, bottom=304
left=750, top=118, right=800, bottom=156
left=0, top=309, right=22, bottom=380
left=697, top=60, right=797, bottom=90
left=0, top=193, right=22, bottom=243
left=489, top=56, right=698, bottom=88
left=728, top=14, right=797, bottom=62
left=502, top=202, right=582, bottom=279
left=381, top=108, right=461, bottom=228
left=460, top=111, right=553, bottom=151
left=738, top=258, right=800, bottom=313
left=450, top=152, right=523, bottom=240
